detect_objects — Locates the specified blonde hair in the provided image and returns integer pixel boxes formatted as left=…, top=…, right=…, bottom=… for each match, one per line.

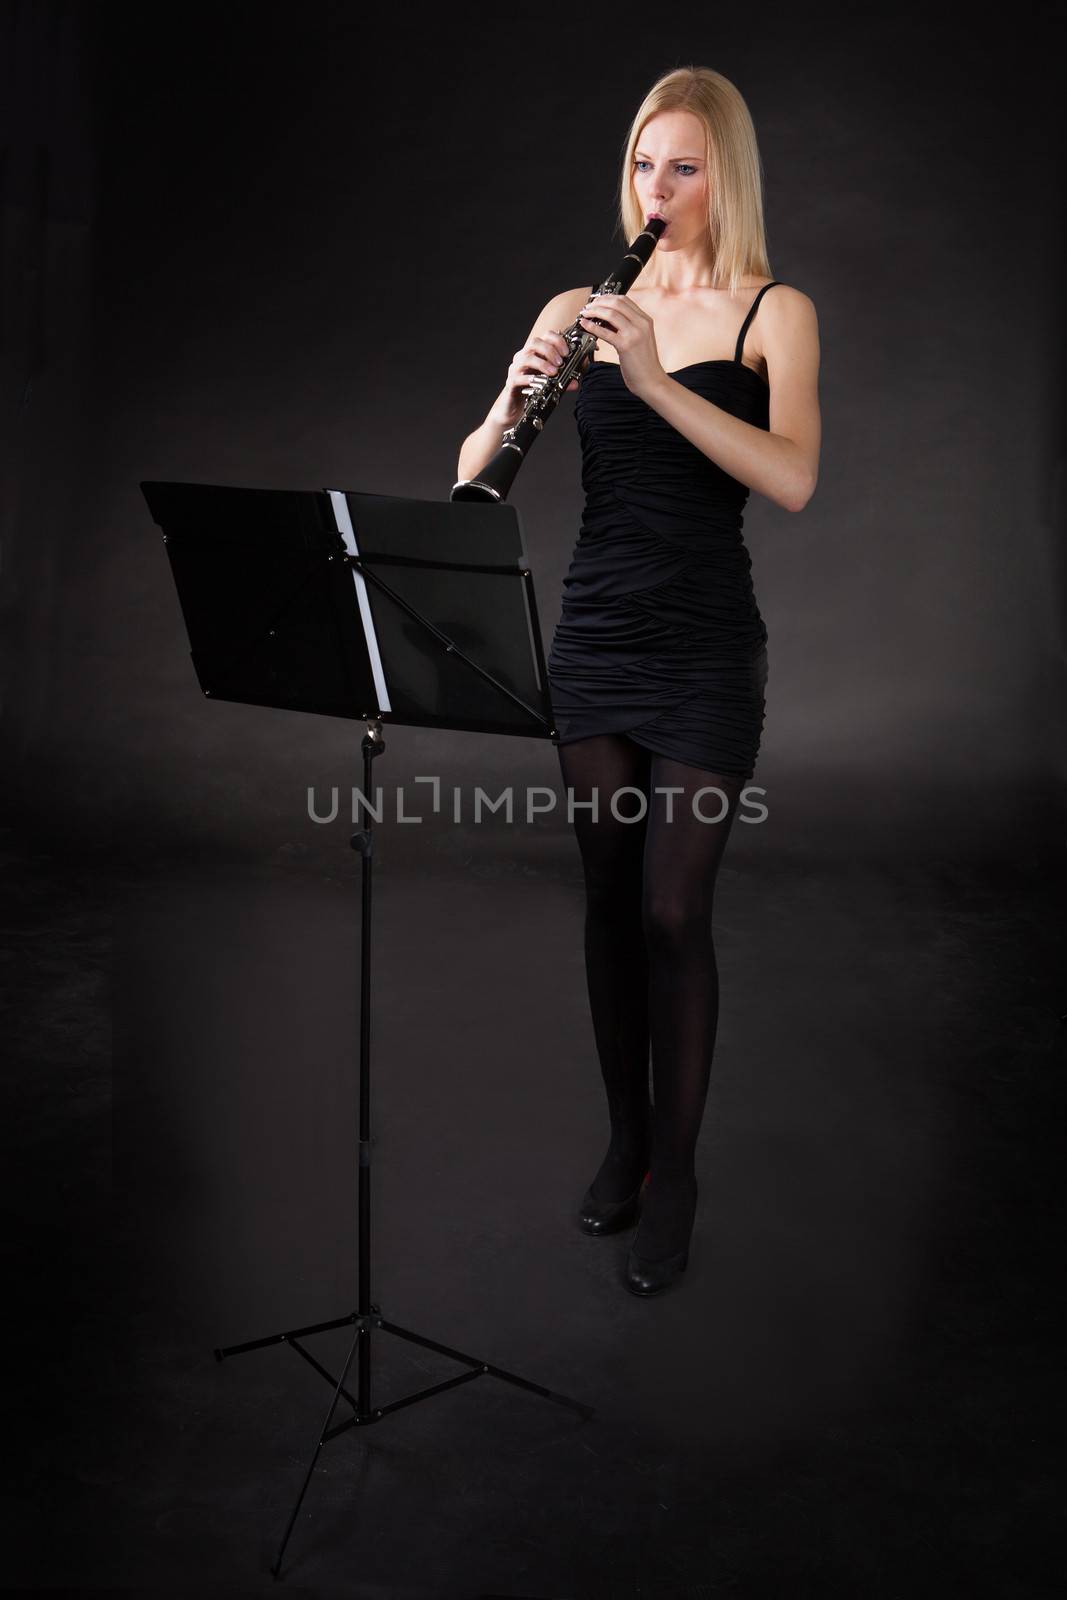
left=617, top=66, right=772, bottom=294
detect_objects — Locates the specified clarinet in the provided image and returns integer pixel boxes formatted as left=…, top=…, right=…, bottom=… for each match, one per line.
left=450, top=217, right=666, bottom=504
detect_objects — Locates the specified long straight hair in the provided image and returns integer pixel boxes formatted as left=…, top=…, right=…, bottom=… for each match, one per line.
left=618, top=66, right=772, bottom=294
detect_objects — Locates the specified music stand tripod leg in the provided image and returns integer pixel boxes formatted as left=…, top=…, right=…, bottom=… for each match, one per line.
left=270, top=1322, right=364, bottom=1578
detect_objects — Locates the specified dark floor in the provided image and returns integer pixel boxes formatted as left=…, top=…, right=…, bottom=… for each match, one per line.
left=1, top=801, right=1063, bottom=1597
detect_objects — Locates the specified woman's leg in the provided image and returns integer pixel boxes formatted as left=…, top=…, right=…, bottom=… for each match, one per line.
left=557, top=733, right=654, bottom=1202
left=637, top=757, right=746, bottom=1258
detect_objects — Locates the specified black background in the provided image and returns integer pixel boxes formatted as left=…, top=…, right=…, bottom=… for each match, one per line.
left=2, top=2, right=1064, bottom=1595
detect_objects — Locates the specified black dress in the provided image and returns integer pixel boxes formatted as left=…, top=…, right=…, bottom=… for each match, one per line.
left=546, top=281, right=780, bottom=782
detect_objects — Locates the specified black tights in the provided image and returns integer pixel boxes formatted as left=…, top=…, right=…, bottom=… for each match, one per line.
left=558, top=732, right=744, bottom=1258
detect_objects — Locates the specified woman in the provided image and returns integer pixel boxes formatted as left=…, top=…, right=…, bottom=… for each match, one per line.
left=457, top=67, right=821, bottom=1296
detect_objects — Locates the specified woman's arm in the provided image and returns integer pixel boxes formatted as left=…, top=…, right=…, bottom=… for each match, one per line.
left=456, top=413, right=511, bottom=487
left=639, top=286, right=821, bottom=513
left=456, top=286, right=591, bottom=483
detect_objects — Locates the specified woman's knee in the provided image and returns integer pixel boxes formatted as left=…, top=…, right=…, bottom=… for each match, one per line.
left=642, top=890, right=712, bottom=951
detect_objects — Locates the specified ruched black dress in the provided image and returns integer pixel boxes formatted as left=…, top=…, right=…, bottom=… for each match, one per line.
left=547, top=281, right=780, bottom=782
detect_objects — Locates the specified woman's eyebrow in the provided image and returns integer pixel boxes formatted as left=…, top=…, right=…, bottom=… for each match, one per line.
left=635, top=151, right=702, bottom=160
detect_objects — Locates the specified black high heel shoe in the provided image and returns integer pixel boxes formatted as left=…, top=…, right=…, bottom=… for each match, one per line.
left=624, top=1174, right=698, bottom=1295
left=578, top=1167, right=651, bottom=1235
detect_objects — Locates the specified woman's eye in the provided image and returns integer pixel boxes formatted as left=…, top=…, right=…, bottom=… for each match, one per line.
left=634, top=160, right=696, bottom=175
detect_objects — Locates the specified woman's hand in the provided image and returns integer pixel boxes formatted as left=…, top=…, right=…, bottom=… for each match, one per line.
left=578, top=294, right=666, bottom=399
left=488, top=329, right=580, bottom=428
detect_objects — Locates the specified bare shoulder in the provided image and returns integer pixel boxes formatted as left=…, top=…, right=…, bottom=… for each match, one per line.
left=766, top=282, right=813, bottom=305
left=760, top=284, right=820, bottom=354
left=524, top=286, right=594, bottom=343
left=555, top=285, right=596, bottom=315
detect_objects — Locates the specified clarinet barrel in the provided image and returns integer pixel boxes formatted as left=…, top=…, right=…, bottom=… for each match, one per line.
left=450, top=217, right=666, bottom=504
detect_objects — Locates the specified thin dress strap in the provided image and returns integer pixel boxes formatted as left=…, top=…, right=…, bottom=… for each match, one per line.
left=734, top=280, right=782, bottom=366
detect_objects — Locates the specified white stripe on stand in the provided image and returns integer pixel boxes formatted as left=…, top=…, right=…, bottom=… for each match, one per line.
left=327, top=489, right=391, bottom=714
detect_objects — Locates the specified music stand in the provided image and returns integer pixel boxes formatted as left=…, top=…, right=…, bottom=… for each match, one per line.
left=140, top=480, right=593, bottom=1577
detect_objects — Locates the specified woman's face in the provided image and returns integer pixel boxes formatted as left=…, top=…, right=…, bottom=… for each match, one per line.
left=631, top=110, right=709, bottom=248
